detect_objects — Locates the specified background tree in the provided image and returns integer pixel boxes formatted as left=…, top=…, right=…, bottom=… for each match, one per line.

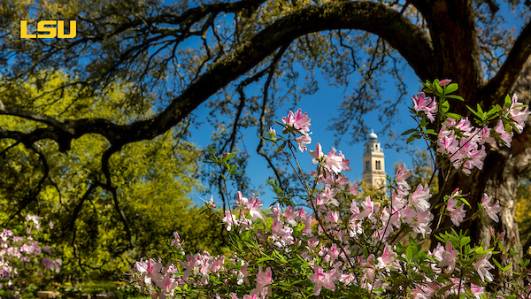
left=0, top=0, right=528, bottom=283
left=0, top=72, right=222, bottom=283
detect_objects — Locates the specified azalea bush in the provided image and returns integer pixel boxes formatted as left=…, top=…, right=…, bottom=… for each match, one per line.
left=0, top=215, right=62, bottom=296
left=131, top=80, right=530, bottom=298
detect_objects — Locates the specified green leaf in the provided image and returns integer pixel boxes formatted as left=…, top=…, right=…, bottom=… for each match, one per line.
left=406, top=244, right=416, bottom=261
left=406, top=134, right=419, bottom=144
left=460, top=236, right=470, bottom=247
left=425, top=129, right=437, bottom=136
left=434, top=80, right=443, bottom=94
left=441, top=100, right=450, bottom=113
left=275, top=142, right=286, bottom=153
left=502, top=263, right=512, bottom=272
left=445, top=83, right=458, bottom=94
left=446, top=112, right=462, bottom=120
left=466, top=105, right=483, bottom=120
left=504, top=95, right=511, bottom=107
left=401, top=128, right=418, bottom=136
left=459, top=197, right=471, bottom=208
left=446, top=95, right=465, bottom=101
left=492, top=258, right=503, bottom=269
left=257, top=256, right=275, bottom=264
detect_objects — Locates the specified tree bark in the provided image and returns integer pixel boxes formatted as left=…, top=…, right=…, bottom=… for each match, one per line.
left=421, top=1, right=529, bottom=284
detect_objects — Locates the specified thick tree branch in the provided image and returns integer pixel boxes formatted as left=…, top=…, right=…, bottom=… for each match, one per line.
left=135, top=1, right=434, bottom=142
left=480, top=21, right=531, bottom=103
left=410, top=0, right=431, bottom=17
left=1, top=1, right=434, bottom=154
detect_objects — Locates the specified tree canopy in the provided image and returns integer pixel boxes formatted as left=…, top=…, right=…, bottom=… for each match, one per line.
left=0, top=71, right=222, bottom=282
left=0, top=0, right=529, bottom=285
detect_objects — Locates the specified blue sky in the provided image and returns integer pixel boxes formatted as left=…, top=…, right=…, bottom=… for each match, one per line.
left=187, top=63, right=427, bottom=205
left=182, top=1, right=527, bottom=206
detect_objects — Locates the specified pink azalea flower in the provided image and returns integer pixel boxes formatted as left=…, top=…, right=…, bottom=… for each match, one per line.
left=236, top=191, right=249, bottom=207
left=323, top=148, right=350, bottom=174
left=381, top=207, right=400, bottom=230
left=326, top=211, right=339, bottom=224
left=447, top=197, right=466, bottom=226
left=474, top=253, right=494, bottom=282
left=481, top=193, right=501, bottom=223
left=310, top=267, right=337, bottom=295
left=348, top=217, right=363, bottom=237
left=410, top=184, right=431, bottom=212
left=391, top=192, right=407, bottom=211
left=509, top=94, right=529, bottom=133
left=411, top=282, right=439, bottom=299
left=412, top=210, right=433, bottom=237
left=448, top=277, right=465, bottom=296
left=154, top=272, right=178, bottom=295
left=171, top=232, right=182, bottom=248
left=237, top=264, right=248, bottom=285
left=247, top=197, right=263, bottom=220
left=146, top=259, right=162, bottom=276
left=494, top=119, right=512, bottom=147
left=203, top=195, right=216, bottom=209
left=470, top=283, right=484, bottom=298
left=360, top=196, right=375, bottom=220
left=437, top=131, right=458, bottom=154
left=268, top=127, right=276, bottom=138
left=439, top=79, right=452, bottom=87
left=433, top=242, right=457, bottom=273
left=479, top=126, right=496, bottom=148
left=42, top=258, right=62, bottom=273
left=395, top=163, right=410, bottom=182
left=377, top=245, right=398, bottom=270
left=296, top=208, right=306, bottom=219
left=412, top=92, right=438, bottom=122
left=282, top=206, right=297, bottom=226
left=210, top=256, right=225, bottom=273
left=138, top=259, right=162, bottom=285
left=1, top=229, right=13, bottom=242
left=339, top=273, right=356, bottom=285
left=282, top=109, right=311, bottom=133
left=222, top=211, right=238, bottom=231
left=349, top=183, right=359, bottom=196
left=302, top=215, right=313, bottom=236
left=328, top=244, right=340, bottom=262
left=307, top=237, right=319, bottom=249
left=271, top=219, right=294, bottom=248
left=454, top=117, right=474, bottom=133
left=255, top=267, right=272, bottom=297
left=295, top=133, right=311, bottom=152
left=394, top=164, right=411, bottom=200
left=317, top=186, right=339, bottom=207
left=438, top=118, right=488, bottom=174
left=311, top=143, right=324, bottom=163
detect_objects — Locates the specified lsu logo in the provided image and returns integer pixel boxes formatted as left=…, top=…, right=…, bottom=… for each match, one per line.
left=20, top=20, right=76, bottom=39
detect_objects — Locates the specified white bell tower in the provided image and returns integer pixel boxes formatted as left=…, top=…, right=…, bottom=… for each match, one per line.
left=362, top=130, right=386, bottom=192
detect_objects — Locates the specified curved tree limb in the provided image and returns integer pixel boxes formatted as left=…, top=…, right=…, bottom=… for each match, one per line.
left=480, top=20, right=531, bottom=103
left=0, top=1, right=434, bottom=153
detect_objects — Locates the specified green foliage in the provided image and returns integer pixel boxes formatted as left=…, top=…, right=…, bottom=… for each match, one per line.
left=0, top=71, right=222, bottom=284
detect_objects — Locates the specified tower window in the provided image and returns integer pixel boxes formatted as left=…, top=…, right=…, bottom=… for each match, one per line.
left=375, top=160, right=381, bottom=170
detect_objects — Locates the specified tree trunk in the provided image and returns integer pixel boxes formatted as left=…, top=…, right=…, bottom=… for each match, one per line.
left=425, top=0, right=528, bottom=285
left=481, top=144, right=528, bottom=279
